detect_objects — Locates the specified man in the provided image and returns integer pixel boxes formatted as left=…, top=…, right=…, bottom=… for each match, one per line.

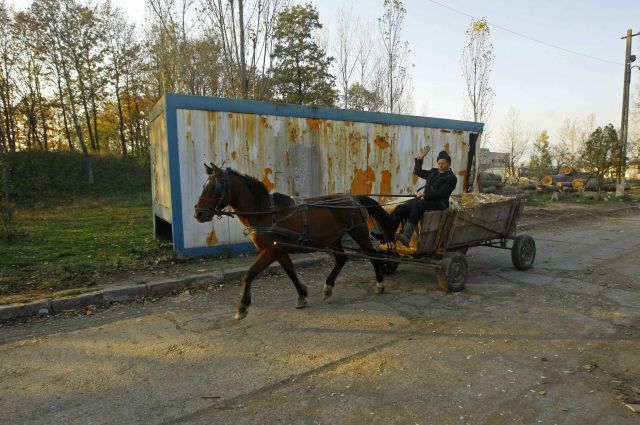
left=384, top=146, right=457, bottom=246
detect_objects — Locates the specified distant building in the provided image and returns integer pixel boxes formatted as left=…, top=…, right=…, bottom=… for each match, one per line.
left=478, top=148, right=509, bottom=177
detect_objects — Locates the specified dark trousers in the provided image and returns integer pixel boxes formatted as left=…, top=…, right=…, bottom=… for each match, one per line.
left=390, top=198, right=447, bottom=232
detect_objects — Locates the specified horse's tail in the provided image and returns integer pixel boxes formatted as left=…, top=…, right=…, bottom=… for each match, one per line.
left=355, top=195, right=394, bottom=242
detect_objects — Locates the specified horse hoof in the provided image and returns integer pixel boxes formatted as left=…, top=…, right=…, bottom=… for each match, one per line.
left=235, top=308, right=248, bottom=320
left=323, top=284, right=333, bottom=300
left=374, top=285, right=385, bottom=294
left=296, top=297, right=307, bottom=309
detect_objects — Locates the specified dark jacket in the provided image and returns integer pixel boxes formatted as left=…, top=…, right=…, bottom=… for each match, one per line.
left=414, top=158, right=457, bottom=205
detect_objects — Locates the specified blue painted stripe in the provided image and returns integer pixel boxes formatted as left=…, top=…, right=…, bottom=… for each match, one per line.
left=161, top=92, right=484, bottom=133
left=178, top=242, right=257, bottom=257
left=164, top=95, right=186, bottom=254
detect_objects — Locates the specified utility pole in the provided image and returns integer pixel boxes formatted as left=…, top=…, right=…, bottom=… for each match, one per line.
left=616, top=29, right=639, bottom=198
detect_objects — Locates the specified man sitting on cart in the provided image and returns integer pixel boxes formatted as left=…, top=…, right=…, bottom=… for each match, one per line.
left=375, top=146, right=457, bottom=246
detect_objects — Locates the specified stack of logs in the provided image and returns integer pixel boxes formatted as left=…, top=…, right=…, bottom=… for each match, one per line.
left=540, top=166, right=630, bottom=193
left=477, top=166, right=630, bottom=195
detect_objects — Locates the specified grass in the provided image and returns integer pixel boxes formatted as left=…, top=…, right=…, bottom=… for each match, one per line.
left=0, top=193, right=175, bottom=305
left=523, top=188, right=639, bottom=209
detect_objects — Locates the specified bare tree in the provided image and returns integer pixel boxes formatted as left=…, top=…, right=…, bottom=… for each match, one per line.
left=199, top=0, right=285, bottom=100
left=553, top=115, right=595, bottom=171
left=500, top=107, right=529, bottom=178
left=0, top=0, right=18, bottom=153
left=461, top=17, right=493, bottom=138
left=333, top=2, right=359, bottom=108
left=378, top=0, right=411, bottom=114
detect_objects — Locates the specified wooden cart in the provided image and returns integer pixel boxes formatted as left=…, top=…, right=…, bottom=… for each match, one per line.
left=379, top=195, right=536, bottom=292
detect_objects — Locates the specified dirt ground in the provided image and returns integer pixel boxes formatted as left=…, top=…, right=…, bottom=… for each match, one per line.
left=1, top=204, right=639, bottom=424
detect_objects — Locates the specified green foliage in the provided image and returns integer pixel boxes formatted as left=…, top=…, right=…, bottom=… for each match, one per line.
left=347, top=83, right=384, bottom=112
left=581, top=124, right=620, bottom=191
left=529, top=130, right=553, bottom=180
left=271, top=3, right=337, bottom=106
left=0, top=195, right=173, bottom=304
left=0, top=150, right=150, bottom=206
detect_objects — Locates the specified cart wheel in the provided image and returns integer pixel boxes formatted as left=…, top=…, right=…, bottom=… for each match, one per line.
left=381, top=261, right=399, bottom=275
left=436, top=253, right=468, bottom=293
left=511, top=234, right=536, bottom=270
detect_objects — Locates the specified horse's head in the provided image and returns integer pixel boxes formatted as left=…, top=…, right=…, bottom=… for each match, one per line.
left=194, top=163, right=230, bottom=222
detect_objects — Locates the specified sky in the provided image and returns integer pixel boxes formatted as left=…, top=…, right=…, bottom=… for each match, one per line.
left=9, top=0, right=640, bottom=152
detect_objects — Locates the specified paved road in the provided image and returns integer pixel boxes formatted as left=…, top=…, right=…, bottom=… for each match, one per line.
left=1, top=208, right=639, bottom=424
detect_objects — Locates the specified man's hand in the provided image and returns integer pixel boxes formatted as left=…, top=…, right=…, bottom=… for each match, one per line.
left=415, top=189, right=425, bottom=198
left=417, top=146, right=431, bottom=159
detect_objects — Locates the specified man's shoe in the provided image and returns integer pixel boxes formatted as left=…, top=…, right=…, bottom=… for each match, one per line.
left=395, top=222, right=416, bottom=247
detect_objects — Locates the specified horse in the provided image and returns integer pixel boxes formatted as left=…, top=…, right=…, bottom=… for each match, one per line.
left=194, top=163, right=394, bottom=320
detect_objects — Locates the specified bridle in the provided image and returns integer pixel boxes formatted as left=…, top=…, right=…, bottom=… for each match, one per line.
left=198, top=168, right=233, bottom=218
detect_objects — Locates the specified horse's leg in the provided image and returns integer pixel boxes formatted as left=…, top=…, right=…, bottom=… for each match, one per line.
left=323, top=240, right=348, bottom=300
left=349, top=227, right=385, bottom=294
left=236, top=249, right=280, bottom=320
left=277, top=253, right=308, bottom=309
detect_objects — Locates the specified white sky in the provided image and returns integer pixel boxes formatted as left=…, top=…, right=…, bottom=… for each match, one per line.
left=9, top=0, right=640, bottom=152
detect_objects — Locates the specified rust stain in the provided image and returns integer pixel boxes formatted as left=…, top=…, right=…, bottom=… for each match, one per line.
left=396, top=164, right=400, bottom=173
left=284, top=150, right=289, bottom=166
left=444, top=143, right=450, bottom=153
left=412, top=174, right=419, bottom=185
left=374, top=135, right=390, bottom=149
left=244, top=114, right=255, bottom=145
left=289, top=123, right=298, bottom=142
left=348, top=131, right=362, bottom=156
left=306, top=118, right=323, bottom=131
left=206, top=228, right=219, bottom=245
left=227, top=112, right=233, bottom=119
left=187, top=111, right=192, bottom=126
left=380, top=170, right=392, bottom=194
left=440, top=129, right=451, bottom=133
left=259, top=116, right=271, bottom=129
left=350, top=166, right=376, bottom=194
left=452, top=130, right=463, bottom=134
left=458, top=170, right=467, bottom=177
left=231, top=151, right=237, bottom=160
left=262, top=167, right=276, bottom=191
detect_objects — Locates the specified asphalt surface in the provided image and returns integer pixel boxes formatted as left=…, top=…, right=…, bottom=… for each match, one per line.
left=1, top=207, right=639, bottom=424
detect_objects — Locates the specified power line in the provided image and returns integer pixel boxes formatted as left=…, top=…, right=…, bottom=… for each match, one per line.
left=426, top=0, right=623, bottom=66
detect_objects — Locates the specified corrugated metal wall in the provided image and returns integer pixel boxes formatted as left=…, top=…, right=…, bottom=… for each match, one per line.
left=175, top=109, right=475, bottom=250
left=149, top=114, right=171, bottom=222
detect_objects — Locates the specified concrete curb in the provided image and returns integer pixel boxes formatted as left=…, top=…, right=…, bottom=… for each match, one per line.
left=0, top=255, right=326, bottom=321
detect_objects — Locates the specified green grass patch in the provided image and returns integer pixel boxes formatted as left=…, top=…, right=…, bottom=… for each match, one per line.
left=0, top=193, right=174, bottom=303
left=524, top=188, right=639, bottom=210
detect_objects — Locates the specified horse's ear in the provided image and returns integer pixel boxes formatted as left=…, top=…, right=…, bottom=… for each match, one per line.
left=204, top=163, right=214, bottom=175
left=209, top=162, right=222, bottom=174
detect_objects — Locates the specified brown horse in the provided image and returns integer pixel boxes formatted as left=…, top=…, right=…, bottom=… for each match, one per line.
left=194, top=163, right=394, bottom=320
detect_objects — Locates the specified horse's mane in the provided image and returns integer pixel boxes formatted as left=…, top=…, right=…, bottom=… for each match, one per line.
left=227, top=168, right=290, bottom=208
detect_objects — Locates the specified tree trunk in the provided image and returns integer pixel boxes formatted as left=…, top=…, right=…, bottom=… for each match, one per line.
left=115, top=81, right=127, bottom=156
left=53, top=54, right=74, bottom=151
left=238, top=0, right=248, bottom=98
left=0, top=122, right=13, bottom=232
left=59, top=41, right=93, bottom=184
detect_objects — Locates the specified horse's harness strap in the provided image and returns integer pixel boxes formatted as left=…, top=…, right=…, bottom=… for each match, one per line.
left=270, top=194, right=277, bottom=227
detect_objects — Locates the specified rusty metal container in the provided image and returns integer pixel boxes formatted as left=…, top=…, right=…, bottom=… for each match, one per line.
left=149, top=93, right=484, bottom=256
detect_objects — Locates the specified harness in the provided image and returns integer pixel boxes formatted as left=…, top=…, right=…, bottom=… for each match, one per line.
left=197, top=168, right=393, bottom=245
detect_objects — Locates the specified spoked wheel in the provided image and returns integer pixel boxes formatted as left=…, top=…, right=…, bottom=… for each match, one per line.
left=511, top=234, right=536, bottom=270
left=436, top=253, right=468, bottom=293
